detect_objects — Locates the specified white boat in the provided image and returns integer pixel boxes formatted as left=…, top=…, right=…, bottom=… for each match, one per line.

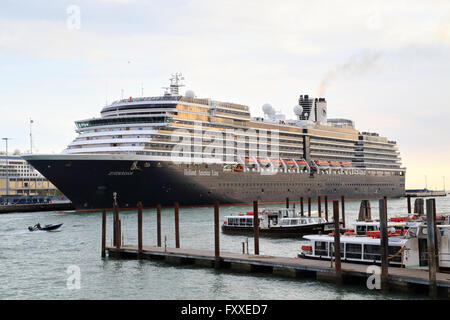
left=299, top=222, right=450, bottom=269
left=222, top=208, right=336, bottom=238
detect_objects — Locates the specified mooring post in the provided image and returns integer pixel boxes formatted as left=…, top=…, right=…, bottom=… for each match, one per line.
left=308, top=197, right=311, bottom=217
left=317, top=196, right=322, bottom=218
left=426, top=198, right=438, bottom=299
left=407, top=195, right=411, bottom=214
left=137, top=201, right=143, bottom=253
left=113, top=202, right=119, bottom=247
left=300, top=197, right=304, bottom=217
left=341, top=195, right=346, bottom=228
left=214, top=202, right=221, bottom=268
left=156, top=204, right=162, bottom=247
left=379, top=197, right=389, bottom=292
left=253, top=200, right=259, bottom=255
left=116, top=219, right=121, bottom=248
left=101, top=210, right=106, bottom=258
left=432, top=199, right=440, bottom=272
left=325, top=196, right=329, bottom=221
left=286, top=197, right=289, bottom=209
left=332, top=201, right=342, bottom=285
left=174, top=202, right=180, bottom=249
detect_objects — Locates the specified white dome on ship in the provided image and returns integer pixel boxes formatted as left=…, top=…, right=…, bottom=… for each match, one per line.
left=185, top=90, right=196, bottom=98
left=262, top=103, right=275, bottom=116
left=293, top=105, right=303, bottom=116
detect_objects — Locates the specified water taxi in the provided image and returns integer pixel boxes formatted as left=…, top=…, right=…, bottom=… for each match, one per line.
left=222, top=208, right=336, bottom=238
left=299, top=222, right=450, bottom=269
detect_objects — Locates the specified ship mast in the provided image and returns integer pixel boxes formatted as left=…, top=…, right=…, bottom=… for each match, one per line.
left=163, top=73, right=185, bottom=96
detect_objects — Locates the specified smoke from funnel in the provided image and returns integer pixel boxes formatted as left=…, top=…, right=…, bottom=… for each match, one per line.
left=316, top=50, right=382, bottom=97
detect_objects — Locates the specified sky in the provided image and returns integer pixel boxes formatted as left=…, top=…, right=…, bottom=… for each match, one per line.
left=0, top=0, right=449, bottom=189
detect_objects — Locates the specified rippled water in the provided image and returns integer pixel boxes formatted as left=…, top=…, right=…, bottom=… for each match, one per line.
left=1, top=196, right=449, bottom=300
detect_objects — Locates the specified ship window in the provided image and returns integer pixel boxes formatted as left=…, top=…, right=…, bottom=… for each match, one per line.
left=363, top=244, right=380, bottom=261
left=388, top=246, right=402, bottom=263
left=346, top=243, right=362, bottom=259
left=314, top=241, right=328, bottom=256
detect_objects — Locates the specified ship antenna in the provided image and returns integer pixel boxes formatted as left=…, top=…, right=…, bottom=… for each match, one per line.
left=29, top=118, right=33, bottom=154
left=169, top=72, right=185, bottom=95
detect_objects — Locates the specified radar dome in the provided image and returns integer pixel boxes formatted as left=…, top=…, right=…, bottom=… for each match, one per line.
left=293, top=105, right=303, bottom=116
left=185, top=90, right=196, bottom=98
left=262, top=103, right=275, bottom=115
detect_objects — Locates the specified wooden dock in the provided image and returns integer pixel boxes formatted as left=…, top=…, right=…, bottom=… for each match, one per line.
left=102, top=198, right=450, bottom=299
left=105, top=244, right=450, bottom=297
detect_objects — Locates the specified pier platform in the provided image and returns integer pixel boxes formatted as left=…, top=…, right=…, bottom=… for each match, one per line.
left=106, top=244, right=450, bottom=298
left=0, top=201, right=74, bottom=214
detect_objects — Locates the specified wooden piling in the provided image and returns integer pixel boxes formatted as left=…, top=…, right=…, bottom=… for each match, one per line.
left=113, top=202, right=119, bottom=247
left=157, top=204, right=162, bottom=247
left=426, top=198, right=438, bottom=298
left=116, top=219, right=121, bottom=248
left=324, top=196, right=329, bottom=221
left=407, top=195, right=411, bottom=214
left=253, top=200, right=259, bottom=255
left=101, top=210, right=106, bottom=258
left=379, top=197, right=389, bottom=292
left=432, top=199, right=440, bottom=272
left=332, top=201, right=342, bottom=284
left=174, top=202, right=180, bottom=249
left=137, top=201, right=143, bottom=253
left=317, top=196, right=322, bottom=218
left=214, top=202, right=221, bottom=268
left=341, top=195, right=346, bottom=228
left=286, top=197, right=289, bottom=209
left=308, top=197, right=311, bottom=217
left=300, top=197, right=304, bottom=217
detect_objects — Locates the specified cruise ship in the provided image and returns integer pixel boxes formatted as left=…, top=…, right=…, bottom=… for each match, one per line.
left=22, top=74, right=405, bottom=211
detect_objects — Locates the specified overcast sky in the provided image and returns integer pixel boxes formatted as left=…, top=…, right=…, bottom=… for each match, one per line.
left=1, top=0, right=449, bottom=189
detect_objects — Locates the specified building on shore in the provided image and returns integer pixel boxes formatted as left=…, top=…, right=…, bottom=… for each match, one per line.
left=0, top=155, right=60, bottom=196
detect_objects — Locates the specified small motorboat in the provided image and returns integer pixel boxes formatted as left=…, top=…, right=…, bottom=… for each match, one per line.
left=28, top=223, right=63, bottom=232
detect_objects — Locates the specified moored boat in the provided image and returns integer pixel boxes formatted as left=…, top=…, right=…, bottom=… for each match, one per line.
left=221, top=207, right=336, bottom=237
left=299, top=222, right=450, bottom=269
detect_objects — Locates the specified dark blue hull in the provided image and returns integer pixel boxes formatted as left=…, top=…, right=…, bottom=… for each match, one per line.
left=26, top=158, right=405, bottom=211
